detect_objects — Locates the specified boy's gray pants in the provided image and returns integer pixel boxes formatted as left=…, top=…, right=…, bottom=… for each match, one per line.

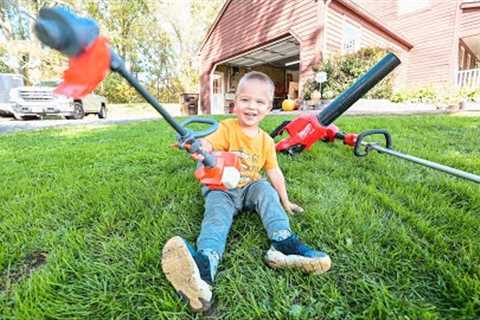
left=197, top=179, right=291, bottom=258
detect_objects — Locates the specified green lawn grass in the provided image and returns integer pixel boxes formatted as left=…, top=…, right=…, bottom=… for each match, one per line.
left=0, top=114, right=479, bottom=319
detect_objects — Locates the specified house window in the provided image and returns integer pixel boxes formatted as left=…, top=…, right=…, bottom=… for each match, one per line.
left=342, top=23, right=361, bottom=54
left=398, top=0, right=430, bottom=15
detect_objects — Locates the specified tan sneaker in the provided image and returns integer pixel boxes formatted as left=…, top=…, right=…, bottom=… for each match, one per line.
left=265, top=246, right=331, bottom=274
left=264, top=235, right=331, bottom=274
left=161, top=236, right=212, bottom=312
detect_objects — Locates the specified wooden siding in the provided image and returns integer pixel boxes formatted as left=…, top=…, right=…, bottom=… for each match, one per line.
left=325, top=8, right=343, bottom=55
left=353, top=0, right=459, bottom=89
left=459, top=7, right=480, bottom=38
left=326, top=6, right=404, bottom=56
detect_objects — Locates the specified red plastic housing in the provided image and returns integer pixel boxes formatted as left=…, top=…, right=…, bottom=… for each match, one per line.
left=276, top=113, right=339, bottom=152
left=194, top=152, right=241, bottom=191
left=343, top=133, right=357, bottom=146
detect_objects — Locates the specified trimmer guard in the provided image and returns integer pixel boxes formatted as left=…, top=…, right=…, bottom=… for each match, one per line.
left=55, top=37, right=111, bottom=98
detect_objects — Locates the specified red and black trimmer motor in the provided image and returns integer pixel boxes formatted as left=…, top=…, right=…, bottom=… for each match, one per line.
left=34, top=7, right=240, bottom=190
left=272, top=53, right=400, bottom=155
left=271, top=53, right=480, bottom=184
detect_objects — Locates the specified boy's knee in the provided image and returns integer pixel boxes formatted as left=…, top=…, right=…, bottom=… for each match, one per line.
left=205, top=189, right=228, bottom=200
left=249, top=180, right=278, bottom=201
left=250, top=179, right=274, bottom=192
left=205, top=190, right=234, bottom=207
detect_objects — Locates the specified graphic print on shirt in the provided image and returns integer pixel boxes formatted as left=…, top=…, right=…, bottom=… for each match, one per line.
left=231, top=149, right=261, bottom=186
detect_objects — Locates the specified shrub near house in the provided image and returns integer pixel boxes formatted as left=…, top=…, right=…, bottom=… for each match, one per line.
left=304, top=47, right=394, bottom=101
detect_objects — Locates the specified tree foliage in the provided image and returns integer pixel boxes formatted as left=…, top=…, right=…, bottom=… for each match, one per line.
left=0, top=0, right=225, bottom=102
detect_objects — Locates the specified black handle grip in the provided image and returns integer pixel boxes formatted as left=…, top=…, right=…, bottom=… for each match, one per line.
left=270, top=120, right=291, bottom=138
left=354, top=129, right=392, bottom=157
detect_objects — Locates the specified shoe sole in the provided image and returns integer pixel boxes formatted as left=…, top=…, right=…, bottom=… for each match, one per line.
left=161, top=236, right=212, bottom=312
left=264, top=247, right=332, bottom=274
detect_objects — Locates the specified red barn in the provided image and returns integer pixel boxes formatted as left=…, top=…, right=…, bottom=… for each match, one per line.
left=199, top=0, right=480, bottom=114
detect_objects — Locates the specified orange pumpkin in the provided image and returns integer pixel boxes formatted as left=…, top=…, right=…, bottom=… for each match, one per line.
left=282, top=99, right=296, bottom=111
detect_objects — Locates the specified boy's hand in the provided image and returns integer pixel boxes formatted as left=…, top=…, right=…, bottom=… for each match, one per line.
left=190, top=139, right=213, bottom=161
left=283, top=200, right=304, bottom=214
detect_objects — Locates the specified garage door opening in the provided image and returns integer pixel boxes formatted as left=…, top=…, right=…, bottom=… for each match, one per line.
left=210, top=36, right=300, bottom=114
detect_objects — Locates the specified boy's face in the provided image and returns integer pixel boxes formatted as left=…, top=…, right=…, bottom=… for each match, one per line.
left=234, top=79, right=272, bottom=129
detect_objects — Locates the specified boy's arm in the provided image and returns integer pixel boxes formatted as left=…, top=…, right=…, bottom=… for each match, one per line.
left=266, top=167, right=304, bottom=214
left=199, top=138, right=213, bottom=152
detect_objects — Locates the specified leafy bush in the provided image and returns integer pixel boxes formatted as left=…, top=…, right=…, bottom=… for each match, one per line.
left=304, top=47, right=395, bottom=100
left=96, top=73, right=142, bottom=104
left=392, top=86, right=480, bottom=105
left=0, top=48, right=14, bottom=73
left=0, top=60, right=14, bottom=73
left=391, top=86, right=437, bottom=103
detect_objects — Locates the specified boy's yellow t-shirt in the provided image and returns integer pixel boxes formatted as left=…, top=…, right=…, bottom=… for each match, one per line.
left=205, top=118, right=278, bottom=187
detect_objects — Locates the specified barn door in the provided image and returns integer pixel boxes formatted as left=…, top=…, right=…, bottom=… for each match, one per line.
left=211, top=72, right=224, bottom=114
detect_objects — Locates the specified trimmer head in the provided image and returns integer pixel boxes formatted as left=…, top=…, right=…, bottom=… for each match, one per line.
left=35, top=6, right=242, bottom=190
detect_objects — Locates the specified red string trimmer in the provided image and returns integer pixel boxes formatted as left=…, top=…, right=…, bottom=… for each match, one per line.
left=34, top=7, right=240, bottom=190
left=271, top=53, right=480, bottom=184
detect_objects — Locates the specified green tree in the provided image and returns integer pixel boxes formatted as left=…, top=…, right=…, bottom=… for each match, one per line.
left=1, top=0, right=224, bottom=102
left=152, top=0, right=225, bottom=93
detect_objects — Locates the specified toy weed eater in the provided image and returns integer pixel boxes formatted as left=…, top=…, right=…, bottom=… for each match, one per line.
left=271, top=53, right=480, bottom=184
left=34, top=7, right=240, bottom=190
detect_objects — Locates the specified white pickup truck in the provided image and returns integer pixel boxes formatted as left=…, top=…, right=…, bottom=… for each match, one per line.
left=0, top=73, right=23, bottom=117
left=9, top=80, right=107, bottom=120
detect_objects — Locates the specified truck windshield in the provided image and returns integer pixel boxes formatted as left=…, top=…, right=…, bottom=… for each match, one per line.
left=0, top=74, right=24, bottom=103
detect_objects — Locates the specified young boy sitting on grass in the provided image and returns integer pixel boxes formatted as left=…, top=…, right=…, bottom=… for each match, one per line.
left=161, top=71, right=331, bottom=312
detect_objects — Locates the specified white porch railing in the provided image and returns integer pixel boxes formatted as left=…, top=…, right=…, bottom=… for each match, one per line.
left=456, top=68, right=480, bottom=88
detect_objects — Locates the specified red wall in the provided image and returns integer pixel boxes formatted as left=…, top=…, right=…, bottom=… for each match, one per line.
left=200, top=0, right=321, bottom=114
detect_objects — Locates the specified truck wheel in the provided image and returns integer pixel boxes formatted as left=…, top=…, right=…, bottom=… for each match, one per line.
left=98, top=104, right=107, bottom=119
left=14, top=114, right=37, bottom=121
left=66, top=101, right=84, bottom=120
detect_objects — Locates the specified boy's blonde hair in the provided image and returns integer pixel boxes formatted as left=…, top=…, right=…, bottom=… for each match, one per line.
left=236, top=71, right=275, bottom=103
